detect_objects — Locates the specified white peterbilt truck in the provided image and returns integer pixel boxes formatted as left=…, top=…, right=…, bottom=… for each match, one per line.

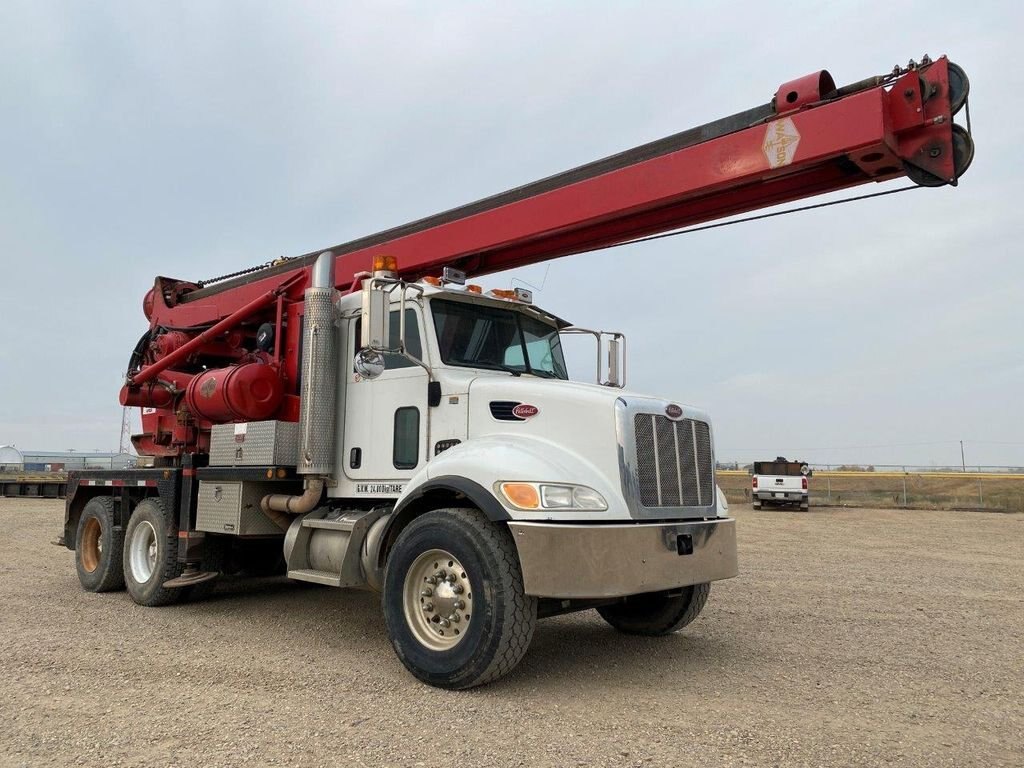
left=61, top=56, right=972, bottom=688
left=294, top=255, right=736, bottom=687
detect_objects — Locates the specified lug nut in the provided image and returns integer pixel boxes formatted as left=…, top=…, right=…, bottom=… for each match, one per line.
left=449, top=613, right=461, bottom=623
left=446, top=573, right=457, bottom=583
left=434, top=570, right=446, bottom=580
left=454, top=599, right=465, bottom=610
left=452, top=584, right=464, bottom=594
left=440, top=618, right=451, bottom=628
left=421, top=587, right=433, bottom=597
left=422, top=602, right=433, bottom=612
left=425, top=576, right=436, bottom=585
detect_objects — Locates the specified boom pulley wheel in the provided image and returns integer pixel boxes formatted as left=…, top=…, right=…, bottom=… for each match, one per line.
left=950, top=123, right=975, bottom=180
left=946, top=62, right=970, bottom=116
left=903, top=123, right=975, bottom=188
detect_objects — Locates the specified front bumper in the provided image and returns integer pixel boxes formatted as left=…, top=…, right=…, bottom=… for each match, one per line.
left=507, top=518, right=737, bottom=599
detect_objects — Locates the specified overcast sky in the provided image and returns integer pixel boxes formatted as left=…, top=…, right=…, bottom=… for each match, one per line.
left=1, top=1, right=1021, bottom=468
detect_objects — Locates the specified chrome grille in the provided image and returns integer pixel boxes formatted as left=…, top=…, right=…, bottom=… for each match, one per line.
left=633, top=414, right=713, bottom=507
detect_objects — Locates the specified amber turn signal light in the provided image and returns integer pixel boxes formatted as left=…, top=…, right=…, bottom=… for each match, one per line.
left=499, top=482, right=540, bottom=509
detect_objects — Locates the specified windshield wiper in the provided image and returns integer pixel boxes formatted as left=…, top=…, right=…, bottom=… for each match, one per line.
left=449, top=357, right=524, bottom=376
left=493, top=363, right=523, bottom=377
left=527, top=369, right=559, bottom=379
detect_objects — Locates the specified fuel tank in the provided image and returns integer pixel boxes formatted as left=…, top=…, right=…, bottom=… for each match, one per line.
left=185, top=363, right=283, bottom=422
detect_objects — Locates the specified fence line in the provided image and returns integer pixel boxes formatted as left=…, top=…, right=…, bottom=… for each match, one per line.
left=717, top=469, right=1024, bottom=512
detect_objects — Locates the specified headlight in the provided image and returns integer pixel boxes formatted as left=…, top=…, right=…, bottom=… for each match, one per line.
left=498, top=482, right=608, bottom=511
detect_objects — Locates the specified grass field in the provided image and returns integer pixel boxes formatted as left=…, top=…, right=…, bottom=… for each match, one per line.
left=718, top=470, right=1024, bottom=512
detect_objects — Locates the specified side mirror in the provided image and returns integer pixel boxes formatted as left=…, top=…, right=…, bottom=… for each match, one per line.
left=605, top=335, right=624, bottom=388
left=361, top=283, right=391, bottom=350
left=354, top=349, right=386, bottom=380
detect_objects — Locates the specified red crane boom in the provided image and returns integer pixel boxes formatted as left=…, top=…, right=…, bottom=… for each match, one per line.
left=127, top=55, right=972, bottom=458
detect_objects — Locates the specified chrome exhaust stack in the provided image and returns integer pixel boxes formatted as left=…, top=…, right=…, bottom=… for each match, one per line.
left=262, top=251, right=337, bottom=515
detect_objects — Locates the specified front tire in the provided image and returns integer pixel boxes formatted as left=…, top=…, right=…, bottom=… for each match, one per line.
left=382, top=508, right=537, bottom=689
left=75, top=497, right=125, bottom=592
left=123, top=498, right=185, bottom=607
left=597, top=583, right=710, bottom=636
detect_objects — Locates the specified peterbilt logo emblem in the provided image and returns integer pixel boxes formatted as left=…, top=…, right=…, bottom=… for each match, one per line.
left=762, top=117, right=801, bottom=169
left=512, top=404, right=539, bottom=419
left=665, top=404, right=683, bottom=419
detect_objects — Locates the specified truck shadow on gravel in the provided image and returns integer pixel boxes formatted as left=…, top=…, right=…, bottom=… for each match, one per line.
left=180, top=575, right=746, bottom=691
left=508, top=618, right=745, bottom=692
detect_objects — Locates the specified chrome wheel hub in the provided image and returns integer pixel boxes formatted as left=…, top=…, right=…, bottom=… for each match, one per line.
left=403, top=549, right=473, bottom=651
left=129, top=520, right=158, bottom=583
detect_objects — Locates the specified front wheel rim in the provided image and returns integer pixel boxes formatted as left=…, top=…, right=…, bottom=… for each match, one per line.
left=129, top=520, right=158, bottom=583
left=402, top=549, right=474, bottom=651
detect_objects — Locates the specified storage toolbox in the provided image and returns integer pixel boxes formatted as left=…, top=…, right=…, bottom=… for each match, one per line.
left=209, top=420, right=299, bottom=467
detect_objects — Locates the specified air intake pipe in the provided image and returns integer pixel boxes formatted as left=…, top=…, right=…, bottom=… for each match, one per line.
left=262, top=251, right=337, bottom=516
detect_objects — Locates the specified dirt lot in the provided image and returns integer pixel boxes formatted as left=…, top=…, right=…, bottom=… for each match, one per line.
left=1, top=500, right=1021, bottom=768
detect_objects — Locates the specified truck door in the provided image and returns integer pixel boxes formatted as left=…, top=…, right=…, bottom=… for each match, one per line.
left=343, top=307, right=429, bottom=486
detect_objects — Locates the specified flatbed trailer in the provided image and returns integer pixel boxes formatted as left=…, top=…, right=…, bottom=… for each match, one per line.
left=59, top=461, right=302, bottom=554
left=1, top=472, right=67, bottom=499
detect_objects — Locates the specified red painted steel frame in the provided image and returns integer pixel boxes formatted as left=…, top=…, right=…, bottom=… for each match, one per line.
left=132, top=274, right=303, bottom=385
left=148, top=57, right=962, bottom=331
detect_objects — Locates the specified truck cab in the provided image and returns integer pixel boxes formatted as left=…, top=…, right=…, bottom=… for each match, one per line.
left=274, top=257, right=739, bottom=687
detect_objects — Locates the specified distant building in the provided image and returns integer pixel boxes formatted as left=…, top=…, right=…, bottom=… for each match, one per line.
left=18, top=451, right=136, bottom=472
left=0, top=445, right=25, bottom=471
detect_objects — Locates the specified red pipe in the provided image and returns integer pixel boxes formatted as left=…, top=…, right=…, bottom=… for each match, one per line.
left=131, top=275, right=303, bottom=386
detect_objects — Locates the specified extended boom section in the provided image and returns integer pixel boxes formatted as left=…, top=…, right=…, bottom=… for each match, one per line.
left=128, top=55, right=971, bottom=459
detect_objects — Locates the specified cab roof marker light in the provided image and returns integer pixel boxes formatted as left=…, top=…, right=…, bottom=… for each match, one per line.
left=372, top=255, right=398, bottom=275
left=441, top=267, right=466, bottom=285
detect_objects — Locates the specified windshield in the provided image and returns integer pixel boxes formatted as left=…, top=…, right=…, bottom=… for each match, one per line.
left=431, top=299, right=568, bottom=379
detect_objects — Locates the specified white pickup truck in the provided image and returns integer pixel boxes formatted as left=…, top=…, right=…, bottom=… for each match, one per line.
left=751, top=458, right=809, bottom=510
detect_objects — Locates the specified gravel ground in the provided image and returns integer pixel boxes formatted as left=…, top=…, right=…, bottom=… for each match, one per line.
left=1, top=499, right=1021, bottom=768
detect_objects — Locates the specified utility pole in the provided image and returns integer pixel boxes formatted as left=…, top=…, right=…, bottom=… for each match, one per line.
left=119, top=407, right=133, bottom=456
left=960, top=440, right=966, bottom=472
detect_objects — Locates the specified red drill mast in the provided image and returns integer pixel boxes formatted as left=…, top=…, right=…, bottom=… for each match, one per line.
left=125, top=55, right=972, bottom=459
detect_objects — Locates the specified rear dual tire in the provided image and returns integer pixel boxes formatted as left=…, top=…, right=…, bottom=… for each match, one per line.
left=123, top=498, right=185, bottom=607
left=75, top=497, right=125, bottom=592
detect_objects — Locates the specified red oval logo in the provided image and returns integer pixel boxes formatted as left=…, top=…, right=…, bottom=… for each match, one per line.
left=512, top=403, right=539, bottom=419
left=665, top=403, right=683, bottom=419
